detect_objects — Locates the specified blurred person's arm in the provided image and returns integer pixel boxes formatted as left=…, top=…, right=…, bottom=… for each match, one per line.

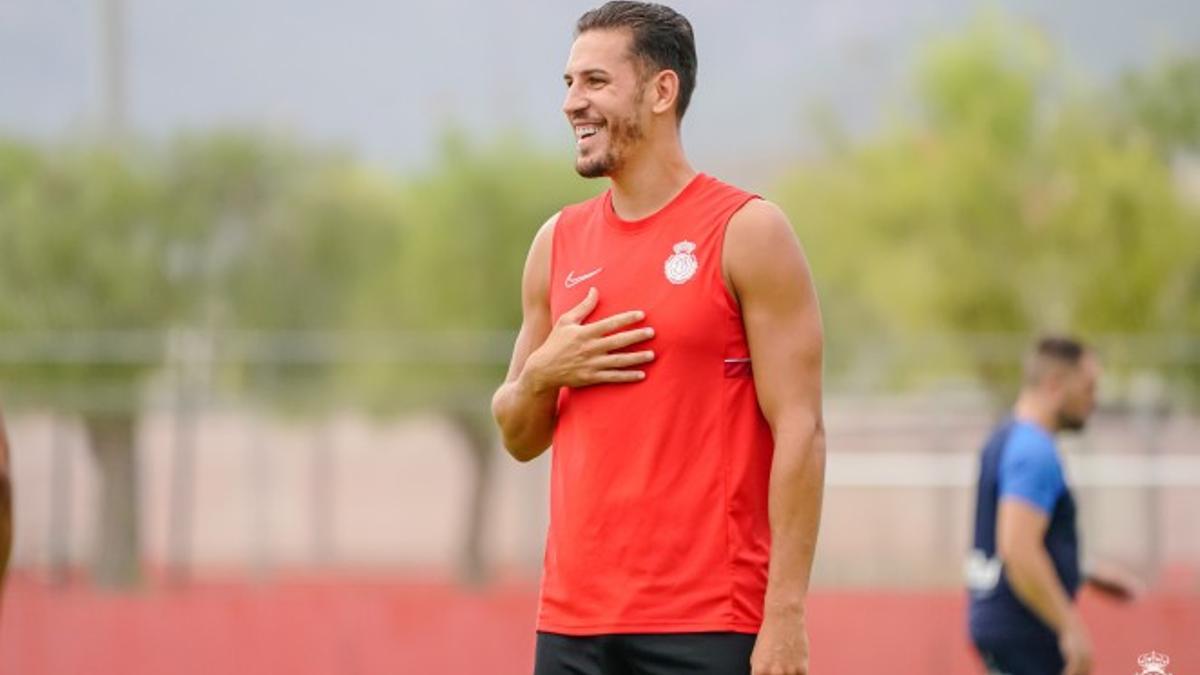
left=998, top=499, right=1093, bottom=675
left=491, top=213, right=656, bottom=462
left=725, top=200, right=825, bottom=675
left=0, top=408, right=11, bottom=590
left=1083, top=559, right=1141, bottom=601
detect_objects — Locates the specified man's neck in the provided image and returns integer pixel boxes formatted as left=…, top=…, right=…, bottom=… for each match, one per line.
left=607, top=137, right=696, bottom=221
left=1013, top=394, right=1059, bottom=436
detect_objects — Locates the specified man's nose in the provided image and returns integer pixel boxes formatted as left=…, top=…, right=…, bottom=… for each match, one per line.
left=562, top=85, right=587, bottom=117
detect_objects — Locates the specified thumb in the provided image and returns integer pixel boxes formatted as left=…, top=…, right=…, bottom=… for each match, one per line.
left=561, top=286, right=599, bottom=324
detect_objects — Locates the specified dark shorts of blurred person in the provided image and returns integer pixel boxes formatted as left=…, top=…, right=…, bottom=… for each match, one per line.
left=973, top=632, right=1065, bottom=675
left=534, top=631, right=756, bottom=675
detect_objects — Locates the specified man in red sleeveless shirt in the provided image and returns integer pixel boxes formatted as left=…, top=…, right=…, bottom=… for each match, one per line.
left=492, top=3, right=825, bottom=673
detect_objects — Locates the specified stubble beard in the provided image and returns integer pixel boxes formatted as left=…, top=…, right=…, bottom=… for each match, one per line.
left=575, top=150, right=612, bottom=179
left=574, top=105, right=645, bottom=179
left=1056, top=410, right=1088, bottom=432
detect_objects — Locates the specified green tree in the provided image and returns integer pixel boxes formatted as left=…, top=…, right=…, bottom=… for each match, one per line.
left=0, top=141, right=178, bottom=587
left=1113, top=55, right=1200, bottom=156
left=161, top=132, right=402, bottom=410
left=349, top=130, right=599, bottom=584
left=159, top=132, right=411, bottom=568
left=775, top=15, right=1200, bottom=399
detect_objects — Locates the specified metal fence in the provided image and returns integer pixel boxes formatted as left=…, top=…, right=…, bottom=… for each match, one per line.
left=2, top=331, right=1198, bottom=590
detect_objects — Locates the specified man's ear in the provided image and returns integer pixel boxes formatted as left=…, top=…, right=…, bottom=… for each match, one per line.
left=650, top=69, right=679, bottom=116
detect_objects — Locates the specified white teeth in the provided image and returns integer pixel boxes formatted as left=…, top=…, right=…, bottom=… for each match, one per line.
left=575, top=125, right=599, bottom=139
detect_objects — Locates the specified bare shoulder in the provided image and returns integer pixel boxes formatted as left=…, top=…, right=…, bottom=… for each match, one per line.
left=728, top=198, right=794, bottom=240
left=522, top=211, right=562, bottom=308
left=531, top=211, right=561, bottom=252
left=724, top=199, right=810, bottom=296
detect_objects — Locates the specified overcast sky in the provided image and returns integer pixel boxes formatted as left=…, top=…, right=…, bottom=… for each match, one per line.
left=2, top=0, right=1197, bottom=186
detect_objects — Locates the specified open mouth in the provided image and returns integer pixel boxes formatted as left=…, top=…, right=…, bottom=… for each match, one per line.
left=575, top=124, right=602, bottom=143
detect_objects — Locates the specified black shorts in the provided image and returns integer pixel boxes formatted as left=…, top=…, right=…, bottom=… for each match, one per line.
left=534, top=631, right=756, bottom=675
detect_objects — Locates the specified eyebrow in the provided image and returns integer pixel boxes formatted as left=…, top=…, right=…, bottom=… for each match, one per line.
left=563, top=68, right=611, bottom=82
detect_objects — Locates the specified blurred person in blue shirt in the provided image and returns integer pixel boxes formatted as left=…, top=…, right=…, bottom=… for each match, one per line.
left=967, top=336, right=1139, bottom=675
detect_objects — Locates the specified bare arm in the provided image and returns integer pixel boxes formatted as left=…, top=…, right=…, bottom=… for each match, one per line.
left=490, top=213, right=655, bottom=462
left=1083, top=559, right=1141, bottom=601
left=998, top=498, right=1093, bottom=674
left=0, top=408, right=12, bottom=590
left=725, top=200, right=825, bottom=675
left=491, top=215, right=559, bottom=461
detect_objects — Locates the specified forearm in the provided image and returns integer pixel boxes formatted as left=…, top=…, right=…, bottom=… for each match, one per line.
left=1004, top=546, right=1077, bottom=633
left=762, top=417, right=826, bottom=613
left=492, top=368, right=558, bottom=462
left=0, top=473, right=10, bottom=579
left=0, top=413, right=10, bottom=580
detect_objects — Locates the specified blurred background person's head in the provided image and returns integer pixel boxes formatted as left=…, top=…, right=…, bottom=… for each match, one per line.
left=1018, top=336, right=1100, bottom=433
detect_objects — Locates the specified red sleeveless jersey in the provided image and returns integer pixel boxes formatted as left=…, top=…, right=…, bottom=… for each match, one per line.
left=541, top=173, right=774, bottom=635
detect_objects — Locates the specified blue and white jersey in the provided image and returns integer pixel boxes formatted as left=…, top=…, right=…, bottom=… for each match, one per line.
left=967, top=418, right=1081, bottom=647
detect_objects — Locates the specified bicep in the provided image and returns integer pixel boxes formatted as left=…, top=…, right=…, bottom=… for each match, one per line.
left=502, top=213, right=557, bottom=383
left=725, top=200, right=823, bottom=427
left=0, top=409, right=8, bottom=472
left=996, top=443, right=1061, bottom=557
left=997, top=497, right=1051, bottom=559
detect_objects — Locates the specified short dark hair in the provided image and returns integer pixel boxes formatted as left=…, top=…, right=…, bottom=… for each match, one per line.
left=1023, top=335, right=1089, bottom=385
left=1036, top=336, right=1087, bottom=364
left=576, top=2, right=697, bottom=122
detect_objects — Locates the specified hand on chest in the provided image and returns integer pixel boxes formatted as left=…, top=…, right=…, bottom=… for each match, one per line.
left=556, top=236, right=733, bottom=360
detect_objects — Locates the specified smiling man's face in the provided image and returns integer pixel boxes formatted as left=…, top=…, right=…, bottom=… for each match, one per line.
left=561, top=28, right=650, bottom=178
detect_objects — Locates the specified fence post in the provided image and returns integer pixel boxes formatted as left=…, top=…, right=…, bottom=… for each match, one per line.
left=1131, top=372, right=1167, bottom=581
left=247, top=425, right=273, bottom=580
left=310, top=422, right=336, bottom=567
left=47, top=415, right=73, bottom=584
left=167, top=329, right=203, bottom=586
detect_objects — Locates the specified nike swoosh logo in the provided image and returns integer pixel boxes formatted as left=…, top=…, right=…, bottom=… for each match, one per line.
left=564, top=267, right=602, bottom=288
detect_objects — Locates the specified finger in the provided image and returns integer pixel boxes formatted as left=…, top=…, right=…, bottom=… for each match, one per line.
left=559, top=287, right=599, bottom=325
left=1108, top=582, right=1135, bottom=601
left=594, top=326, right=656, bottom=352
left=592, top=351, right=655, bottom=369
left=587, top=369, right=646, bottom=384
left=585, top=309, right=645, bottom=335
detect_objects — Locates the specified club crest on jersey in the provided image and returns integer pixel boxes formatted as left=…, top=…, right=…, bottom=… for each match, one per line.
left=664, top=240, right=698, bottom=285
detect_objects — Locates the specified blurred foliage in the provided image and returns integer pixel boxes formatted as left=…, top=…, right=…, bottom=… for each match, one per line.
left=158, top=132, right=408, bottom=415
left=1114, top=55, right=1200, bottom=156
left=344, top=129, right=598, bottom=414
left=0, top=141, right=177, bottom=586
left=774, top=15, right=1200, bottom=401
left=0, top=141, right=172, bottom=411
left=0, top=14, right=1195, bottom=409
left=1, top=11, right=1198, bottom=586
